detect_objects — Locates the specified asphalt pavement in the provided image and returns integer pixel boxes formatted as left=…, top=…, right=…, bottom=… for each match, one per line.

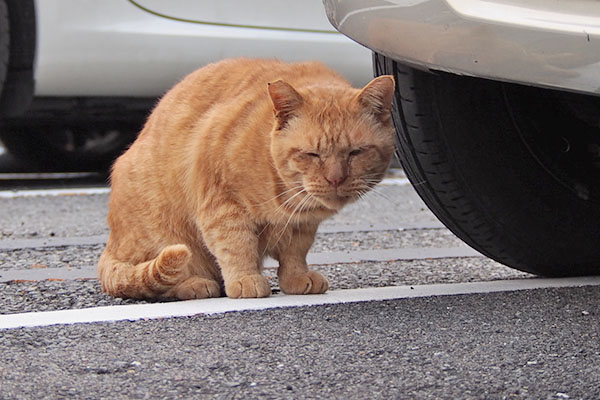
left=1, top=164, right=599, bottom=399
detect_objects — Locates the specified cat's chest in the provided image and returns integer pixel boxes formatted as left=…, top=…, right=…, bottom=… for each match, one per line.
left=262, top=206, right=334, bottom=228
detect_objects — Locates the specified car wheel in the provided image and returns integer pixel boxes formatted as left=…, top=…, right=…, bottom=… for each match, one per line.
left=0, top=0, right=8, bottom=97
left=0, top=121, right=138, bottom=171
left=374, top=52, right=600, bottom=276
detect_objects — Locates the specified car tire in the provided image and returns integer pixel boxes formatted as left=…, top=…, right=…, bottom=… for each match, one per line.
left=0, top=0, right=9, bottom=98
left=374, top=52, right=600, bottom=276
left=0, top=121, right=138, bottom=171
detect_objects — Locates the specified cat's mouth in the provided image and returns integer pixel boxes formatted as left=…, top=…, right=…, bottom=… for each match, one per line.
left=311, top=192, right=352, bottom=210
left=303, top=182, right=359, bottom=210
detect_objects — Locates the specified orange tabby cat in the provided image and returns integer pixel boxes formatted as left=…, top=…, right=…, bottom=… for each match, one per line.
left=98, top=58, right=395, bottom=300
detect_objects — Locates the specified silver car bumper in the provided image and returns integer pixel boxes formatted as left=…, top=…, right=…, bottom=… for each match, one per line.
left=323, top=0, right=600, bottom=95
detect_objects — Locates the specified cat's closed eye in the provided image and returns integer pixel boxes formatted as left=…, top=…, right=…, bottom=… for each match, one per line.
left=349, top=149, right=362, bottom=156
left=306, top=152, right=320, bottom=158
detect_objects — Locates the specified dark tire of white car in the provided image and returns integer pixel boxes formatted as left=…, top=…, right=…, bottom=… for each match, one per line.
left=374, top=52, right=600, bottom=277
left=0, top=0, right=140, bottom=172
left=0, top=120, right=140, bottom=172
left=0, top=0, right=8, bottom=98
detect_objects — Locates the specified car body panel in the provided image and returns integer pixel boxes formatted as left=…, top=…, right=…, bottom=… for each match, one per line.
left=34, top=0, right=372, bottom=97
left=132, top=0, right=336, bottom=32
left=323, top=0, right=600, bottom=95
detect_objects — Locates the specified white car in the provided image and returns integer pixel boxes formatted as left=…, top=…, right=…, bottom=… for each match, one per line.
left=0, top=0, right=372, bottom=170
left=324, top=0, right=600, bottom=277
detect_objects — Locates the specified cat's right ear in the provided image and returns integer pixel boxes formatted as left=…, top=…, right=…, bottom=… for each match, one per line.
left=268, top=80, right=303, bottom=129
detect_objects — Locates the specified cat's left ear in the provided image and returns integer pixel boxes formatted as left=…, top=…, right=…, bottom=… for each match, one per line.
left=355, top=75, right=395, bottom=123
left=268, top=80, right=304, bottom=129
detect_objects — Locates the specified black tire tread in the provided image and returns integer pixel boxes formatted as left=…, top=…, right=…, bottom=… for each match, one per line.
left=374, top=54, right=547, bottom=275
left=0, top=0, right=9, bottom=98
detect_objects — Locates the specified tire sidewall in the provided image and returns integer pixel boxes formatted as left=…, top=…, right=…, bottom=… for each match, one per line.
left=0, top=0, right=9, bottom=100
left=376, top=53, right=600, bottom=276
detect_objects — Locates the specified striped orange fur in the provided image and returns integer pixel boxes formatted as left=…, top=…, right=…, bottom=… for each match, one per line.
left=98, top=58, right=395, bottom=300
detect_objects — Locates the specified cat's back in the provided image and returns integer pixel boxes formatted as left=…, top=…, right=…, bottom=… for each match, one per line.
left=192, top=58, right=344, bottom=88
left=166, top=58, right=347, bottom=109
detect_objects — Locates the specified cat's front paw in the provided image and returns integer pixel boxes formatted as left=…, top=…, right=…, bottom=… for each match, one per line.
left=279, top=270, right=329, bottom=295
left=225, top=274, right=271, bottom=298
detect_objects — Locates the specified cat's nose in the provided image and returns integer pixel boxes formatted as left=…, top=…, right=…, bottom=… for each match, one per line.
left=325, top=175, right=347, bottom=187
left=324, top=161, right=348, bottom=188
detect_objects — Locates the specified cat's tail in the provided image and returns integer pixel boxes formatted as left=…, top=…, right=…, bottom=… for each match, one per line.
left=98, top=244, right=191, bottom=299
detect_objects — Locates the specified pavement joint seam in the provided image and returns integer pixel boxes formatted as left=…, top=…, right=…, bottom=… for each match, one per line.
left=0, top=222, right=446, bottom=250
left=0, top=246, right=482, bottom=282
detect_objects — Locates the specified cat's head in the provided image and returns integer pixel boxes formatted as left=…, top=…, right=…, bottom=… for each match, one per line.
left=268, top=75, right=396, bottom=211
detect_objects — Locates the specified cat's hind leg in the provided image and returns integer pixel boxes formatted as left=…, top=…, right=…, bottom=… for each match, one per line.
left=99, top=244, right=193, bottom=299
left=164, top=276, right=221, bottom=299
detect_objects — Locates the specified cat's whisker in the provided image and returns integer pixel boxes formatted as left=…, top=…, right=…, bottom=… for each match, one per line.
left=287, top=195, right=313, bottom=246
left=362, top=180, right=385, bottom=189
left=276, top=180, right=304, bottom=187
left=272, top=188, right=307, bottom=216
left=259, top=223, right=275, bottom=260
left=256, top=221, right=272, bottom=240
left=346, top=180, right=379, bottom=192
left=365, top=187, right=394, bottom=203
left=347, top=180, right=390, bottom=203
left=350, top=188, right=369, bottom=202
left=265, top=186, right=314, bottom=252
left=273, top=192, right=313, bottom=249
left=361, top=172, right=384, bottom=179
left=292, top=192, right=314, bottom=222
left=362, top=176, right=384, bottom=183
left=297, top=193, right=316, bottom=219
left=354, top=178, right=380, bottom=186
left=255, top=184, right=304, bottom=206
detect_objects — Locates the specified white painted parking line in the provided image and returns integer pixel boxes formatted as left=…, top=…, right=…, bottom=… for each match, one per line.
left=0, top=187, right=111, bottom=198
left=2, top=276, right=599, bottom=330
left=0, top=267, right=98, bottom=282
left=0, top=172, right=97, bottom=180
left=0, top=234, right=110, bottom=251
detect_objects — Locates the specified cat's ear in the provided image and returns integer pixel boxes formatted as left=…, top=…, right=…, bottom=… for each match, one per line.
left=355, top=75, right=395, bottom=123
left=268, top=80, right=304, bottom=129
